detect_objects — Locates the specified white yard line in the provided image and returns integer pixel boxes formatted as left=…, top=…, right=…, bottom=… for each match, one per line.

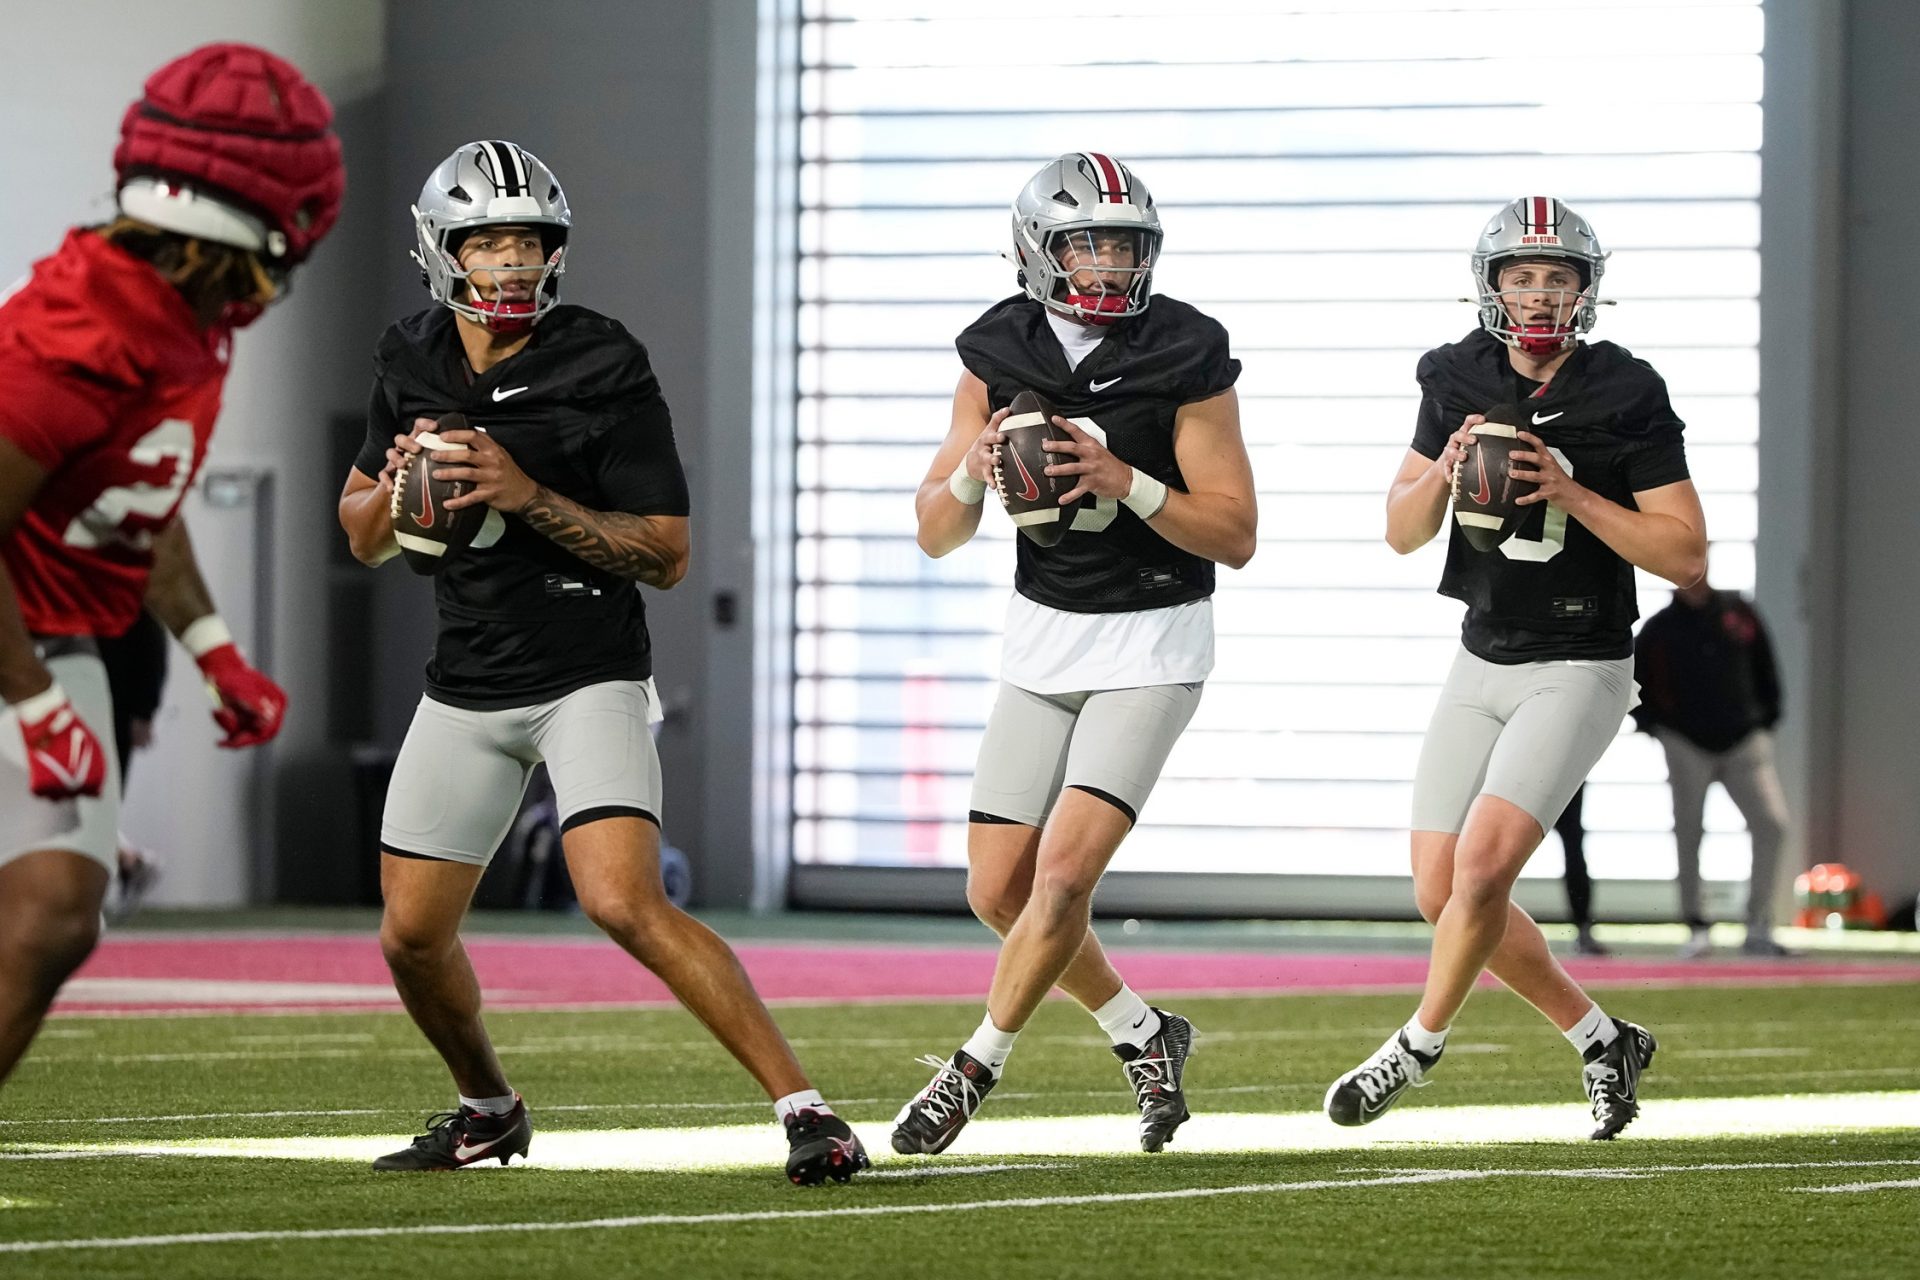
left=1792, top=1178, right=1920, bottom=1194
left=4, top=1158, right=1919, bottom=1255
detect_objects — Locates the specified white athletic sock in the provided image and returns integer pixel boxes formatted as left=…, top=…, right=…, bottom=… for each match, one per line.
left=1564, top=1002, right=1619, bottom=1055
left=1401, top=1015, right=1449, bottom=1059
left=1092, top=985, right=1161, bottom=1049
left=960, top=1013, right=1020, bottom=1075
left=459, top=1091, right=518, bottom=1116
left=773, top=1089, right=830, bottom=1123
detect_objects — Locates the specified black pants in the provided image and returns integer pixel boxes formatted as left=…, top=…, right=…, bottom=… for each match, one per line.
left=1554, top=783, right=1592, bottom=928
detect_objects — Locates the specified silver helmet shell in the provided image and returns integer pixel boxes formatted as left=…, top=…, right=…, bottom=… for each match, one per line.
left=1471, top=196, right=1608, bottom=355
left=1008, top=153, right=1162, bottom=326
left=411, top=140, right=571, bottom=331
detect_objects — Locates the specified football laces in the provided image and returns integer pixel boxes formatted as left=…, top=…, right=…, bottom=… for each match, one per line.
left=389, top=459, right=408, bottom=520
left=990, top=441, right=1010, bottom=508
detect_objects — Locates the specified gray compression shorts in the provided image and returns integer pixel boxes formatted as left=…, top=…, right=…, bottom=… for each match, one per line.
left=381, top=678, right=663, bottom=865
left=969, top=680, right=1202, bottom=827
left=1410, top=646, right=1635, bottom=835
left=0, top=641, right=119, bottom=874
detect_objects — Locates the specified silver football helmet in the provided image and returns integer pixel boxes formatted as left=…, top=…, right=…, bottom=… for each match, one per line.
left=1008, top=153, right=1161, bottom=326
left=1471, top=196, right=1609, bottom=355
left=412, top=140, right=571, bottom=332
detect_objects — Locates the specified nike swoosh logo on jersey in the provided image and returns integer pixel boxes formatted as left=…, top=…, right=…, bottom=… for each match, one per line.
left=1010, top=448, right=1042, bottom=502
left=1531, top=410, right=1564, bottom=424
left=1089, top=376, right=1123, bottom=392
left=492, top=385, right=530, bottom=402
left=1469, top=451, right=1492, bottom=506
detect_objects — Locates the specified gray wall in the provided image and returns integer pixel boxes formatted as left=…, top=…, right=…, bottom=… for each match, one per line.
left=1759, top=0, right=1920, bottom=915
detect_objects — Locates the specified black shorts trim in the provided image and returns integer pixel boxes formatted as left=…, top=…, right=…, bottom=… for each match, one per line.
left=380, top=843, right=462, bottom=862
left=968, top=809, right=1031, bottom=827
left=1066, top=784, right=1137, bottom=826
left=560, top=804, right=660, bottom=834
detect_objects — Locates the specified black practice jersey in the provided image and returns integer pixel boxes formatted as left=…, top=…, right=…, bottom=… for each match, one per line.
left=1411, top=329, right=1690, bottom=663
left=957, top=295, right=1240, bottom=614
left=354, top=305, right=690, bottom=710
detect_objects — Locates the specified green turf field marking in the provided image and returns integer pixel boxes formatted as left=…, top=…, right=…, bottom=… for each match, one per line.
left=3, top=1158, right=1917, bottom=1256
left=6, top=1091, right=1913, bottom=1170
left=863, top=1162, right=1070, bottom=1179
left=1793, top=1178, right=1920, bottom=1193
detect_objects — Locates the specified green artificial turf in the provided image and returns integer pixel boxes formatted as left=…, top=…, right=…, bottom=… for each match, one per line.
left=2, top=983, right=1915, bottom=1278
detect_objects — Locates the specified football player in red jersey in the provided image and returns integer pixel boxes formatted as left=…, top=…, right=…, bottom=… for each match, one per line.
left=0, top=44, right=343, bottom=1090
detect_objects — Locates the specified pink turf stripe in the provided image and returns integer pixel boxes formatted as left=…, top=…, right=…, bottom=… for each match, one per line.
left=50, top=936, right=1920, bottom=1015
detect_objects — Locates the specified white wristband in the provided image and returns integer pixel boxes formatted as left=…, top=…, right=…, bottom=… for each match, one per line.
left=948, top=464, right=988, bottom=506
left=1121, top=467, right=1169, bottom=520
left=10, top=682, right=68, bottom=721
left=180, top=614, right=234, bottom=659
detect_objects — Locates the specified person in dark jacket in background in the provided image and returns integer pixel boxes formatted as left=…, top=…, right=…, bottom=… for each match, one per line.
left=1633, top=573, right=1790, bottom=957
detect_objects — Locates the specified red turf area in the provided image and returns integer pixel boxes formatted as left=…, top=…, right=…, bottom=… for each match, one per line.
left=55, top=933, right=1920, bottom=1015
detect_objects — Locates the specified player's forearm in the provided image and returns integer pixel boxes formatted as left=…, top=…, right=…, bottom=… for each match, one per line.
left=0, top=569, right=53, bottom=703
left=515, top=485, right=688, bottom=588
left=1385, top=464, right=1450, bottom=554
left=1562, top=489, right=1707, bottom=587
left=338, top=481, right=400, bottom=567
left=144, top=521, right=219, bottom=637
left=914, top=478, right=986, bottom=558
left=1146, top=489, right=1257, bottom=569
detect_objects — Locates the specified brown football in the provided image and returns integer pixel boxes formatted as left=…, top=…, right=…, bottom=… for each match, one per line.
left=1451, top=402, right=1539, bottom=552
left=390, top=411, right=489, bottom=574
left=993, top=389, right=1074, bottom=547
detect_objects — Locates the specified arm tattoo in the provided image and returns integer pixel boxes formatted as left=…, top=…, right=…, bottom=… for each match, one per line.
left=515, top=485, right=683, bottom=586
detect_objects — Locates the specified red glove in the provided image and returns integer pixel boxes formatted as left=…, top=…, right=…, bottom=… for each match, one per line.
left=195, top=642, right=287, bottom=749
left=12, top=683, right=108, bottom=799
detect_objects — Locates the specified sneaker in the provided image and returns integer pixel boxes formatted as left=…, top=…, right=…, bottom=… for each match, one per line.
left=1574, top=927, right=1611, bottom=957
left=891, top=1050, right=996, bottom=1155
left=1679, top=926, right=1714, bottom=959
left=1740, top=933, right=1791, bottom=958
left=1324, top=1030, right=1441, bottom=1127
left=1583, top=1019, right=1657, bottom=1140
left=1113, top=1008, right=1195, bottom=1152
left=784, top=1108, right=870, bottom=1185
left=106, top=845, right=161, bottom=925
left=371, top=1097, right=531, bottom=1170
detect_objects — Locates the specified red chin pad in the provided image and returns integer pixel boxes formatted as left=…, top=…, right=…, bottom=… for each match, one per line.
left=1509, top=323, right=1575, bottom=356
left=472, top=298, right=537, bottom=333
left=1065, top=293, right=1130, bottom=326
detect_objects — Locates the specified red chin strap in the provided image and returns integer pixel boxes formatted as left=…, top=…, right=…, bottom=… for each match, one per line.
left=471, top=298, right=537, bottom=333
left=1508, top=323, right=1576, bottom=356
left=1065, top=293, right=1130, bottom=326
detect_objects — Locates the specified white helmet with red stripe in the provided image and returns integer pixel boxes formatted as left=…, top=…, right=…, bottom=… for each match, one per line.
left=1472, top=195, right=1608, bottom=355
left=1008, top=153, right=1161, bottom=326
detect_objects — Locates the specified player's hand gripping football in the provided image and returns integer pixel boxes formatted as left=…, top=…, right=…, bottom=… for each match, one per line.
left=1042, top=418, right=1131, bottom=505
left=1438, top=415, right=1482, bottom=486
left=427, top=427, right=538, bottom=513
left=965, top=407, right=1011, bottom=487
left=1510, top=431, right=1583, bottom=507
left=197, top=645, right=287, bottom=749
left=11, top=684, right=108, bottom=799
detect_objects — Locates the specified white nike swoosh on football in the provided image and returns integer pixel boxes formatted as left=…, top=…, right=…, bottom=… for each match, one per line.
left=492, top=386, right=530, bottom=402
left=1090, top=377, right=1123, bottom=392
left=1531, top=411, right=1564, bottom=424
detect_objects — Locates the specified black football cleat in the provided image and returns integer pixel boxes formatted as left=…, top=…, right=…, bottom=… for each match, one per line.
left=1114, top=1008, right=1195, bottom=1152
left=784, top=1108, right=870, bottom=1185
left=891, top=1050, right=996, bottom=1155
left=1583, top=1019, right=1657, bottom=1140
left=371, top=1097, right=531, bottom=1171
left=1324, top=1030, right=1441, bottom=1127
